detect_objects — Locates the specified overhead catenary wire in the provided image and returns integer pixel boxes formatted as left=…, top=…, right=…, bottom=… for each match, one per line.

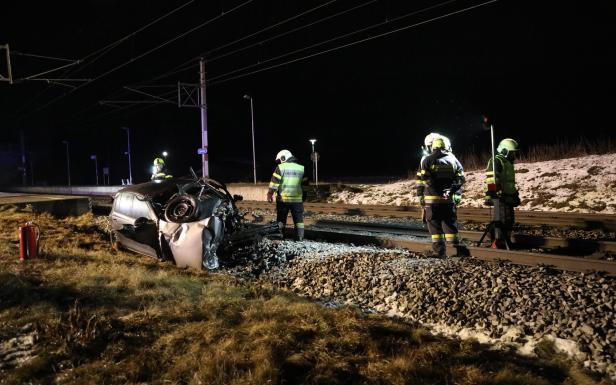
left=66, top=0, right=498, bottom=128
left=25, top=0, right=255, bottom=116
left=14, top=0, right=196, bottom=117
left=210, top=0, right=498, bottom=85
left=208, top=0, right=463, bottom=83
left=128, top=0, right=379, bottom=89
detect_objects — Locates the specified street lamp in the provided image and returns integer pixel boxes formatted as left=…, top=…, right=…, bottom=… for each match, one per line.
left=243, top=94, right=257, bottom=184
left=162, top=151, right=168, bottom=157
left=309, top=139, right=318, bottom=187
left=61, top=140, right=71, bottom=186
left=121, top=127, right=133, bottom=185
left=90, top=154, right=99, bottom=185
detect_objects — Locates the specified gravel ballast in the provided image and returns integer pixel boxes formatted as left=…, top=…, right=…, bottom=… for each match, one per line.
left=235, top=239, right=616, bottom=379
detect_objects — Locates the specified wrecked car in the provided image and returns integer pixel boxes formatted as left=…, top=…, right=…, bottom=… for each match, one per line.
left=110, top=171, right=280, bottom=269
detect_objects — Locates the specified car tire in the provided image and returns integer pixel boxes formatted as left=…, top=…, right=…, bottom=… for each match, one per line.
left=165, top=195, right=200, bottom=223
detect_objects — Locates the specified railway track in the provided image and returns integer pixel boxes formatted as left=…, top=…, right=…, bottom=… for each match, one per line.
left=287, top=226, right=616, bottom=276
left=238, top=201, right=616, bottom=231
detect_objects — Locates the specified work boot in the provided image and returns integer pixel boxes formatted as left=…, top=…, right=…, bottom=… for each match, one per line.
left=294, top=227, right=304, bottom=242
left=451, top=244, right=470, bottom=258
left=428, top=242, right=446, bottom=258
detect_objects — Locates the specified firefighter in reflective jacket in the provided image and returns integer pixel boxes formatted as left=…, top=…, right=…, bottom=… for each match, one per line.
left=416, top=137, right=467, bottom=257
left=151, top=157, right=172, bottom=182
left=484, top=138, right=521, bottom=247
left=267, top=150, right=308, bottom=241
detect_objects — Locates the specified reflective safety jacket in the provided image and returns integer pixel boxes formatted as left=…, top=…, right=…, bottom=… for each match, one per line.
left=268, top=158, right=308, bottom=203
left=416, top=150, right=465, bottom=204
left=151, top=168, right=172, bottom=181
left=485, top=154, right=516, bottom=197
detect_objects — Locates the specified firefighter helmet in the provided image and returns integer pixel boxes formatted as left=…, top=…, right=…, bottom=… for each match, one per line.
left=275, top=149, right=293, bottom=163
left=153, top=157, right=165, bottom=166
left=432, top=137, right=446, bottom=150
left=424, top=133, right=452, bottom=152
left=497, top=138, right=519, bottom=156
left=423, top=133, right=441, bottom=149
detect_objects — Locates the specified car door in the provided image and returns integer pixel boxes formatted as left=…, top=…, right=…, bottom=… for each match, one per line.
left=110, top=192, right=159, bottom=258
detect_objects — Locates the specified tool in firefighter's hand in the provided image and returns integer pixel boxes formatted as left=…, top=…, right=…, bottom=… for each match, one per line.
left=266, top=191, right=274, bottom=203
left=421, top=208, right=426, bottom=223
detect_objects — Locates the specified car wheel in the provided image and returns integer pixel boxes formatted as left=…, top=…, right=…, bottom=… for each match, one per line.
left=165, top=195, right=199, bottom=223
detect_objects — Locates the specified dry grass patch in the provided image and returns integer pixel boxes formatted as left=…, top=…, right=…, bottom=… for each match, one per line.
left=0, top=208, right=610, bottom=384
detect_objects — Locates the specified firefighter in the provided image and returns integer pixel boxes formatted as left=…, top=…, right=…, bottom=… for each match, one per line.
left=151, top=157, right=172, bottom=181
left=267, top=149, right=308, bottom=241
left=416, top=137, right=467, bottom=257
left=484, top=138, right=521, bottom=247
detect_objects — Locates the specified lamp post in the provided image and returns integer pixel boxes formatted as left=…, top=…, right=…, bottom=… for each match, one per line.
left=61, top=140, right=71, bottom=186
left=90, top=154, right=99, bottom=185
left=243, top=94, right=257, bottom=184
left=162, top=151, right=168, bottom=158
left=309, top=139, right=318, bottom=187
left=121, top=127, right=133, bottom=185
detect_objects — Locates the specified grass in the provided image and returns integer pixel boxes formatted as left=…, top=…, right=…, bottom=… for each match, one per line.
left=0, top=207, right=611, bottom=384
left=458, top=136, right=616, bottom=171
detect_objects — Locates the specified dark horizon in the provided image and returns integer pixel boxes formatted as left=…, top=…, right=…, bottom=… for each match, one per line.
left=0, top=0, right=607, bottom=185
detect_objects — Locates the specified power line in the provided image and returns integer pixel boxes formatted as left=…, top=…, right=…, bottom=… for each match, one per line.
left=26, top=0, right=255, bottom=116
left=209, top=0, right=461, bottom=83
left=211, top=0, right=498, bottom=85
left=128, top=0, right=378, bottom=89
left=211, top=0, right=499, bottom=85
left=10, top=51, right=77, bottom=62
left=14, top=0, right=196, bottom=118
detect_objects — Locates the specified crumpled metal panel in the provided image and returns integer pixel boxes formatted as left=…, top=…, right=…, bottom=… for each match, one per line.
left=162, top=218, right=209, bottom=269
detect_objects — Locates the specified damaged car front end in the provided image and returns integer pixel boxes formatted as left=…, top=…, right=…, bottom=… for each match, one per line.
left=110, top=173, right=280, bottom=269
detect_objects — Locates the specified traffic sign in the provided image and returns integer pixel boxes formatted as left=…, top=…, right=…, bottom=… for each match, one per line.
left=197, top=147, right=208, bottom=155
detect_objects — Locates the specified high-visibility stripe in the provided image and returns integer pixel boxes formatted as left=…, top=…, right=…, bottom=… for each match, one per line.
left=444, top=233, right=458, bottom=239
left=296, top=223, right=304, bottom=228
left=272, top=172, right=281, bottom=179
left=431, top=234, right=445, bottom=240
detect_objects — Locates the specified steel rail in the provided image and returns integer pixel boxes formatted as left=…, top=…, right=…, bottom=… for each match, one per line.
left=292, top=228, right=616, bottom=276
left=237, top=201, right=616, bottom=231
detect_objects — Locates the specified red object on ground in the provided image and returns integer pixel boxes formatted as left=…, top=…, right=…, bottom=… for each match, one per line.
left=19, top=222, right=40, bottom=261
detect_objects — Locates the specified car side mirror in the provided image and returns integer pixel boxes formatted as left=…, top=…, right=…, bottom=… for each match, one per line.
left=233, top=194, right=243, bottom=202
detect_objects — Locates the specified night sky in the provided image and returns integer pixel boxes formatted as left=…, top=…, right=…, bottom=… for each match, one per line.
left=0, top=0, right=606, bottom=185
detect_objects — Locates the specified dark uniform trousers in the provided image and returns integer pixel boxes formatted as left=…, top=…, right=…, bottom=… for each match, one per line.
left=276, top=201, right=304, bottom=240
left=425, top=202, right=459, bottom=255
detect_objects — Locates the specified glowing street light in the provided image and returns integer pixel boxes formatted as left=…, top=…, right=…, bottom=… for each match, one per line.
left=309, top=139, right=318, bottom=187
left=162, top=151, right=168, bottom=157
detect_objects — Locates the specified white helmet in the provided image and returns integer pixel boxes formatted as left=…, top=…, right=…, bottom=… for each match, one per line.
left=275, top=149, right=293, bottom=163
left=424, top=132, right=452, bottom=153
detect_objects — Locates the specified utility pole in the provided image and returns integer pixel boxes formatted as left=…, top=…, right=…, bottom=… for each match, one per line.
left=0, top=44, right=13, bottom=84
left=199, top=57, right=209, bottom=178
left=62, top=140, right=71, bottom=186
left=121, top=127, right=133, bottom=184
left=19, top=130, right=26, bottom=185
left=243, top=94, right=257, bottom=184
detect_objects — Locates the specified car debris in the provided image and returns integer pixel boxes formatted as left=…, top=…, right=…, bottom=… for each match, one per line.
left=110, top=169, right=282, bottom=269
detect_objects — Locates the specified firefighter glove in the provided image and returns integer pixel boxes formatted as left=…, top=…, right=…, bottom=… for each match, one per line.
left=267, top=191, right=274, bottom=203
left=453, top=193, right=462, bottom=205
